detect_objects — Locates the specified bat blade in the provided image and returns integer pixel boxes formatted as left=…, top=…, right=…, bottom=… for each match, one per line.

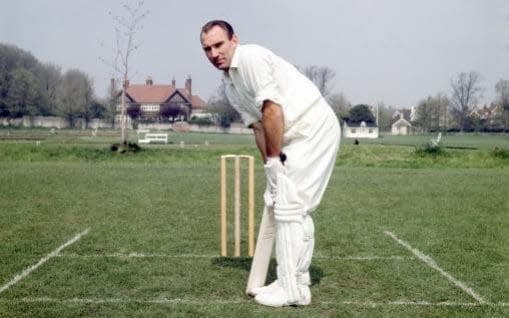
left=246, top=206, right=275, bottom=295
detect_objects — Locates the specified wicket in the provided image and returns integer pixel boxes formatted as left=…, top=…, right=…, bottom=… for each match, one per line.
left=220, top=154, right=255, bottom=257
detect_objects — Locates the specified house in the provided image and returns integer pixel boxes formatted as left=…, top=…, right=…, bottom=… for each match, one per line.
left=392, top=107, right=416, bottom=123
left=469, top=103, right=503, bottom=123
left=391, top=108, right=415, bottom=135
left=116, top=76, right=207, bottom=122
left=391, top=117, right=412, bottom=135
left=343, top=121, right=379, bottom=139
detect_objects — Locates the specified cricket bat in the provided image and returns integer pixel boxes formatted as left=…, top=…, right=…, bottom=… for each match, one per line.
left=245, top=206, right=276, bottom=295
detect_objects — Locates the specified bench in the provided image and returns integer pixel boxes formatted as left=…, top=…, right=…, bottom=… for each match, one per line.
left=138, top=133, right=168, bottom=144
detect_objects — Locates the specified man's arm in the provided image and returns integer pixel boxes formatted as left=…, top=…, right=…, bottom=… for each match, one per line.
left=250, top=100, right=284, bottom=163
left=250, top=121, right=267, bottom=163
left=261, top=100, right=284, bottom=158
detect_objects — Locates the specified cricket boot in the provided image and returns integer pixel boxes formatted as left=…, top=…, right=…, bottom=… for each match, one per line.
left=250, top=280, right=279, bottom=296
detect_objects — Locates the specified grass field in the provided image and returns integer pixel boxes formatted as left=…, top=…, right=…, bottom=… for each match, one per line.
left=0, top=129, right=507, bottom=317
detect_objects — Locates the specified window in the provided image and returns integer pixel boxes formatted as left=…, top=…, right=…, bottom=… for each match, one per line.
left=351, top=129, right=356, bottom=133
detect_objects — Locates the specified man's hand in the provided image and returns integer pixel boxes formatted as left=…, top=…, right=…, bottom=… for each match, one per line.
left=263, top=156, right=285, bottom=207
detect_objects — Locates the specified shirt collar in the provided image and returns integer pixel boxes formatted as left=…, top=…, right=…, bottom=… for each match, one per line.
left=223, top=44, right=241, bottom=83
left=229, top=44, right=241, bottom=69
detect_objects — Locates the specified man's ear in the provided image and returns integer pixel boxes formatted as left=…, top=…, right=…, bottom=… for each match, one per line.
left=232, top=34, right=239, bottom=45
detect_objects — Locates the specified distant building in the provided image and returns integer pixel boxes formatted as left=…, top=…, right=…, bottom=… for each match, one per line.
left=343, top=121, right=379, bottom=139
left=391, top=108, right=415, bottom=135
left=391, top=117, right=412, bottom=135
left=469, top=103, right=503, bottom=124
left=115, top=76, right=207, bottom=123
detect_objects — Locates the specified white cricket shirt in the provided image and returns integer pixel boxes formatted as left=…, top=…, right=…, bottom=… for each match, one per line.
left=223, top=44, right=323, bottom=131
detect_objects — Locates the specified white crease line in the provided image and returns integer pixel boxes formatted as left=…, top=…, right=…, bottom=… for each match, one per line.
left=56, top=253, right=217, bottom=259
left=315, top=255, right=414, bottom=261
left=57, top=252, right=412, bottom=261
left=384, top=230, right=487, bottom=304
left=0, top=297, right=501, bottom=307
left=0, top=228, right=90, bottom=295
left=323, top=300, right=483, bottom=307
left=0, top=297, right=244, bottom=305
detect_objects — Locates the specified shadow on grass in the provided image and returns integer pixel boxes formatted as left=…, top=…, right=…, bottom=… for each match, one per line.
left=211, top=257, right=324, bottom=286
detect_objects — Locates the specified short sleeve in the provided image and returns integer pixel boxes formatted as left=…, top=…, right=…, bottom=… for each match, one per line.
left=241, top=48, right=284, bottom=110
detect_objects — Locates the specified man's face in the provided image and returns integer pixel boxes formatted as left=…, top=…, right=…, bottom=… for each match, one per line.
left=201, top=26, right=238, bottom=71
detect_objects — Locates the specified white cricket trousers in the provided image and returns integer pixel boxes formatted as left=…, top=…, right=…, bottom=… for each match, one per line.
left=272, top=97, right=340, bottom=303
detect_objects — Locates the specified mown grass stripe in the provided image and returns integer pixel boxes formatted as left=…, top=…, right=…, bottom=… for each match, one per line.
left=0, top=229, right=90, bottom=295
left=0, top=297, right=501, bottom=307
left=56, top=252, right=413, bottom=261
left=384, top=230, right=488, bottom=304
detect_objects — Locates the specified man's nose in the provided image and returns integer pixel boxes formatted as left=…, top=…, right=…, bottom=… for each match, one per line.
left=211, top=47, right=220, bottom=58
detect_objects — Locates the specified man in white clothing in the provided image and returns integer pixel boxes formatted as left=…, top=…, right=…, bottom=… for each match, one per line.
left=200, top=20, right=341, bottom=307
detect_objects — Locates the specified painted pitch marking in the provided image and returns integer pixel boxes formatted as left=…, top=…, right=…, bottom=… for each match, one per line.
left=0, top=228, right=90, bottom=295
left=1, top=297, right=502, bottom=307
left=384, top=230, right=487, bottom=304
left=57, top=252, right=412, bottom=261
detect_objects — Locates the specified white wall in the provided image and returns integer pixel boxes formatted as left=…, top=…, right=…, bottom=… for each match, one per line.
left=343, top=122, right=379, bottom=139
left=0, top=116, right=252, bottom=135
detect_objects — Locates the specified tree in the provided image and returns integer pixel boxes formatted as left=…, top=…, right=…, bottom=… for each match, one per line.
left=495, top=79, right=509, bottom=131
left=104, top=1, right=149, bottom=143
left=327, top=93, right=350, bottom=120
left=300, top=65, right=335, bottom=97
left=5, top=68, right=42, bottom=119
left=208, top=83, right=241, bottom=128
left=377, top=104, right=396, bottom=132
left=37, top=63, right=62, bottom=115
left=415, top=97, right=433, bottom=133
left=0, top=43, right=42, bottom=118
left=450, top=71, right=482, bottom=132
left=56, top=69, right=93, bottom=128
left=348, top=104, right=375, bottom=124
left=415, top=93, right=450, bottom=132
left=103, top=79, right=119, bottom=128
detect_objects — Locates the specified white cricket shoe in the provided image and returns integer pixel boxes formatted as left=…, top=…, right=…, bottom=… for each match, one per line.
left=254, top=285, right=311, bottom=307
left=249, top=280, right=279, bottom=296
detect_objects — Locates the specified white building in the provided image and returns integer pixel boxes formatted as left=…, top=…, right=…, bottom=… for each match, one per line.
left=391, top=118, right=413, bottom=135
left=343, top=121, right=379, bottom=139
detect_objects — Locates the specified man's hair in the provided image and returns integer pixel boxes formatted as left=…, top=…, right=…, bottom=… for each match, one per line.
left=201, top=20, right=235, bottom=39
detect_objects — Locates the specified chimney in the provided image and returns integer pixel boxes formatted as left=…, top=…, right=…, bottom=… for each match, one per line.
left=123, top=79, right=130, bottom=89
left=146, top=76, right=153, bottom=86
left=185, top=76, right=192, bottom=100
left=172, top=78, right=176, bottom=88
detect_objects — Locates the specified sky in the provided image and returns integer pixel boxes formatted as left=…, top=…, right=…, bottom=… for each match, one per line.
left=1, top=0, right=508, bottom=107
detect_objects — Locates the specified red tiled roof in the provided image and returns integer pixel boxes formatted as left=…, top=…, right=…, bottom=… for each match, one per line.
left=192, top=95, right=206, bottom=109
left=126, top=84, right=175, bottom=104
left=124, top=80, right=207, bottom=109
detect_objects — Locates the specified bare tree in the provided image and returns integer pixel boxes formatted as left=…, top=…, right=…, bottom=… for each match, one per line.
left=415, top=94, right=450, bottom=133
left=450, top=71, right=482, bottom=132
left=102, top=1, right=149, bottom=144
left=300, top=65, right=336, bottom=97
left=495, top=79, right=509, bottom=130
left=326, top=92, right=350, bottom=119
left=377, top=103, right=397, bottom=132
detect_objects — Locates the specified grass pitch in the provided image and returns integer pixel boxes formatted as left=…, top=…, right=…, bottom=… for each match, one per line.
left=0, top=129, right=507, bottom=317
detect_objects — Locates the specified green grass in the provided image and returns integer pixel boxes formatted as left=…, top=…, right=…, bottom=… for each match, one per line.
left=0, top=130, right=507, bottom=317
left=352, top=133, right=509, bottom=150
